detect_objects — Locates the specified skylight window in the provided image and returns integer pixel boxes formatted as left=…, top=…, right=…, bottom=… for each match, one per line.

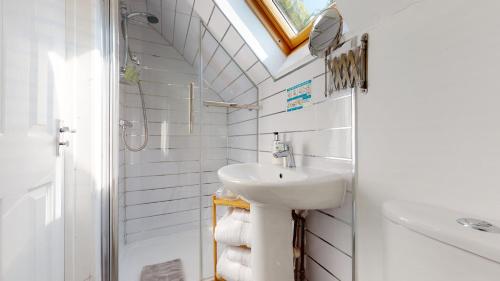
left=273, top=0, right=333, bottom=34
left=247, top=0, right=334, bottom=54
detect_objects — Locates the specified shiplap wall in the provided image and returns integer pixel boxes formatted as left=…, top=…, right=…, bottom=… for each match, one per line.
left=258, top=53, right=354, bottom=281
left=119, top=22, right=228, bottom=243
left=126, top=1, right=353, bottom=280
left=195, top=1, right=354, bottom=279
left=138, top=0, right=273, bottom=88
left=200, top=24, right=260, bottom=278
left=119, top=85, right=126, bottom=248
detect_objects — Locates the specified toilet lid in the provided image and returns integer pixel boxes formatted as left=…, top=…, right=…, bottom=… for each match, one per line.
left=383, top=201, right=500, bottom=264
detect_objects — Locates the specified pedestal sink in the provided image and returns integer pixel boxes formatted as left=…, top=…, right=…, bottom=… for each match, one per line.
left=218, top=163, right=347, bottom=281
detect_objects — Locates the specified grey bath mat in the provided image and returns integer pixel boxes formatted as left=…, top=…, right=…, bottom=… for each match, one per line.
left=140, top=259, right=185, bottom=281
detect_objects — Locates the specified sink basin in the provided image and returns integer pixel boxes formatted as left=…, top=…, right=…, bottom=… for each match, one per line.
left=218, top=163, right=346, bottom=209
left=217, top=163, right=347, bottom=281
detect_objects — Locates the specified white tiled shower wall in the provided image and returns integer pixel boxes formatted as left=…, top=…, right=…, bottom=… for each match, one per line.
left=195, top=1, right=353, bottom=279
left=258, top=57, right=354, bottom=281
left=119, top=3, right=352, bottom=280
left=118, top=20, right=259, bottom=278
left=119, top=23, right=228, bottom=244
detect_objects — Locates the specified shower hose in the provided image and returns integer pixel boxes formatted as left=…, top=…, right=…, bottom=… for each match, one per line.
left=122, top=80, right=149, bottom=152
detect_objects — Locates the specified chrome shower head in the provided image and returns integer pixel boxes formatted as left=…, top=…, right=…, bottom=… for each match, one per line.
left=120, top=7, right=160, bottom=75
left=147, top=15, right=159, bottom=24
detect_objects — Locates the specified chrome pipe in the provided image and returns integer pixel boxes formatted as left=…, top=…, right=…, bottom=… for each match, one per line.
left=101, top=0, right=120, bottom=281
left=120, top=2, right=129, bottom=73
left=189, top=82, right=194, bottom=134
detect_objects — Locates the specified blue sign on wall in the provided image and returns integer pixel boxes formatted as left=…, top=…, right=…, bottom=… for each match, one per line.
left=286, top=80, right=312, bottom=112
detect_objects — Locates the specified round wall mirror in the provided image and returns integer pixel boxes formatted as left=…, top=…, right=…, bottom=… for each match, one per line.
left=309, top=7, right=343, bottom=57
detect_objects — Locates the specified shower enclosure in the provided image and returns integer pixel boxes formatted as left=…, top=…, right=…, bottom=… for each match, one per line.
left=115, top=1, right=258, bottom=280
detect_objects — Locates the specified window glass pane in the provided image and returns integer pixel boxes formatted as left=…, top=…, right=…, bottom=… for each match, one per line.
left=273, top=0, right=334, bottom=34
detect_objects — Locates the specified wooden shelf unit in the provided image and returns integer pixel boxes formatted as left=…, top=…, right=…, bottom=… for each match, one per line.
left=212, top=195, right=250, bottom=281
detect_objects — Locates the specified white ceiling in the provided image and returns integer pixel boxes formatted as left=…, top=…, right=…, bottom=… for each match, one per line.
left=126, top=0, right=271, bottom=102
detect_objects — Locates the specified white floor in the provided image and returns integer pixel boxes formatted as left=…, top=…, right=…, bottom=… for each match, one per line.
left=119, top=227, right=215, bottom=281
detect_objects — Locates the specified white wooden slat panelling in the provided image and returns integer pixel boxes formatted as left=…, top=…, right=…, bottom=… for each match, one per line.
left=173, top=12, right=191, bottom=51
left=220, top=26, right=244, bottom=56
left=307, top=211, right=352, bottom=256
left=307, top=232, right=352, bottom=281
left=207, top=7, right=229, bottom=41
left=193, top=0, right=214, bottom=24
left=222, top=75, right=254, bottom=101
left=125, top=172, right=201, bottom=191
left=126, top=209, right=200, bottom=233
left=201, top=171, right=219, bottom=184
left=183, top=19, right=200, bottom=63
left=258, top=47, right=353, bottom=280
left=205, top=47, right=231, bottom=81
left=162, top=2, right=175, bottom=42
left=201, top=32, right=219, bottom=68
left=126, top=197, right=200, bottom=219
left=228, top=119, right=257, bottom=136
left=228, top=108, right=257, bottom=125
left=233, top=44, right=258, bottom=71
left=129, top=39, right=182, bottom=58
left=228, top=135, right=258, bottom=151
left=126, top=184, right=200, bottom=205
left=126, top=221, right=200, bottom=243
left=306, top=256, right=340, bottom=281
left=258, top=129, right=352, bottom=159
left=128, top=23, right=165, bottom=44
left=147, top=0, right=162, bottom=33
left=176, top=0, right=194, bottom=15
left=228, top=148, right=257, bottom=163
left=213, top=61, right=242, bottom=90
left=120, top=17, right=231, bottom=243
left=246, top=62, right=269, bottom=84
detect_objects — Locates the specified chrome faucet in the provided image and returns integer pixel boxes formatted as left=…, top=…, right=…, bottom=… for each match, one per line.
left=273, top=143, right=296, bottom=168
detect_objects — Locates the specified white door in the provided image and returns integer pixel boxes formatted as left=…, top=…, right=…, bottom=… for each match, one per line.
left=0, top=0, right=74, bottom=280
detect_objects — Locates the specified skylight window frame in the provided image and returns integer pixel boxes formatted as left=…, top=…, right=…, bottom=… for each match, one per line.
left=246, top=0, right=333, bottom=55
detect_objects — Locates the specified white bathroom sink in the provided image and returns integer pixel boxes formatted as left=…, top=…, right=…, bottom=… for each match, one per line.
left=218, top=163, right=347, bottom=281
left=218, top=163, right=346, bottom=209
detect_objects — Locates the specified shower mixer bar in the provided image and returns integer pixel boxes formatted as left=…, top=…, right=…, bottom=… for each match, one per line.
left=203, top=101, right=259, bottom=111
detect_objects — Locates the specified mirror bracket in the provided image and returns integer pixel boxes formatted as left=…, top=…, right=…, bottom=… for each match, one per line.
left=326, top=33, right=368, bottom=95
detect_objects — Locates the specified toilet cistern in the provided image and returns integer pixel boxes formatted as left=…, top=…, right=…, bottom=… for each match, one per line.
left=272, top=132, right=295, bottom=168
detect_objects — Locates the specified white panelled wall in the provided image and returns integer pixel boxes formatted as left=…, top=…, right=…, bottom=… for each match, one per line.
left=119, top=22, right=228, bottom=243
left=258, top=53, right=354, bottom=281
left=124, top=1, right=353, bottom=280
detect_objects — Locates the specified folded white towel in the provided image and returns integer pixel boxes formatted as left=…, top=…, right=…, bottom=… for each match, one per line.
left=215, top=209, right=252, bottom=247
left=218, top=250, right=252, bottom=281
left=230, top=208, right=251, bottom=223
left=225, top=246, right=251, bottom=267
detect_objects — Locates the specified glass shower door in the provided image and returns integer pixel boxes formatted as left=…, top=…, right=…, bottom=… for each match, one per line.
left=117, top=5, right=205, bottom=280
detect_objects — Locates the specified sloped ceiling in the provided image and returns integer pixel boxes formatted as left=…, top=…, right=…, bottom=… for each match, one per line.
left=127, top=0, right=271, bottom=102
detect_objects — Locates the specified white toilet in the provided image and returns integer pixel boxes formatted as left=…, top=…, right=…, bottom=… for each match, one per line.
left=383, top=201, right=500, bottom=281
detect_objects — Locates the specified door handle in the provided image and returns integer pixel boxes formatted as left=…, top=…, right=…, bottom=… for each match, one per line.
left=60, top=126, right=77, bottom=134
left=56, top=120, right=76, bottom=156
left=59, top=141, right=70, bottom=146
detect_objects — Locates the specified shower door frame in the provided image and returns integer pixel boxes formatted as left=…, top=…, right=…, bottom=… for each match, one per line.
left=101, top=1, right=206, bottom=280
left=101, top=0, right=120, bottom=280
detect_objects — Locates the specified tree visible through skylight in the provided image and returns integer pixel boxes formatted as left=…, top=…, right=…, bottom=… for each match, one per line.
left=273, top=0, right=334, bottom=34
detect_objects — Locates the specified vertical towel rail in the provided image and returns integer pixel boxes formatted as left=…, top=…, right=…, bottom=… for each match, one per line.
left=188, top=82, right=194, bottom=134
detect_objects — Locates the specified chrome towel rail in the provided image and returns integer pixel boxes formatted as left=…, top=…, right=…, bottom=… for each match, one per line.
left=203, top=101, right=259, bottom=111
left=189, top=82, right=194, bottom=134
